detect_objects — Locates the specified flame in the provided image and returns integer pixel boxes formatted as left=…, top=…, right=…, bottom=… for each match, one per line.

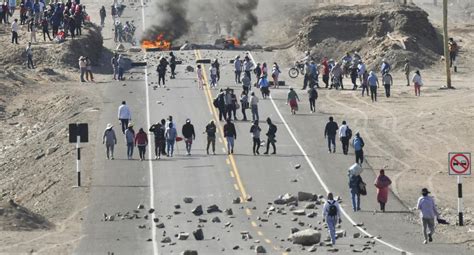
left=141, top=34, right=171, bottom=50
left=226, top=37, right=241, bottom=47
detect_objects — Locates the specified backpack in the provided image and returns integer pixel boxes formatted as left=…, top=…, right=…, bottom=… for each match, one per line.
left=358, top=179, right=367, bottom=196
left=213, top=97, right=219, bottom=108
left=346, top=127, right=352, bottom=140
left=328, top=201, right=338, bottom=217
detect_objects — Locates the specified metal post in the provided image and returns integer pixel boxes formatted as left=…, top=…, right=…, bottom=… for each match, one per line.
left=442, top=0, right=452, bottom=88
left=76, top=135, right=81, bottom=187
left=458, top=175, right=463, bottom=226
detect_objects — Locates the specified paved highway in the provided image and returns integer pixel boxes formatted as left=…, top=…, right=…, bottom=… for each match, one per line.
left=75, top=1, right=471, bottom=254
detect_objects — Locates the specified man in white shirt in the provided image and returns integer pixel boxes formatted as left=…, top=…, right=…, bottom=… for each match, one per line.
left=117, top=101, right=131, bottom=134
left=11, top=18, right=19, bottom=44
left=338, top=120, right=350, bottom=155
left=249, top=91, right=259, bottom=122
left=322, top=192, right=342, bottom=245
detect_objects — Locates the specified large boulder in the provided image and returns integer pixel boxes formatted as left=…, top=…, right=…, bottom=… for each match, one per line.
left=289, top=229, right=321, bottom=245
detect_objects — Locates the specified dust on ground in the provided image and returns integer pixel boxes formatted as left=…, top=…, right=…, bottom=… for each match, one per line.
left=0, top=14, right=104, bottom=255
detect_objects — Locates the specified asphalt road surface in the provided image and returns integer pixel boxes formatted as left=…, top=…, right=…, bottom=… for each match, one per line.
left=74, top=1, right=471, bottom=255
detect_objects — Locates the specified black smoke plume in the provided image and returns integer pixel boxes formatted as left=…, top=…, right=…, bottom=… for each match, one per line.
left=235, top=0, right=259, bottom=42
left=142, top=0, right=190, bottom=42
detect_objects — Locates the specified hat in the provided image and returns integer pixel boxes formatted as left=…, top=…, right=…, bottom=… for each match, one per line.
left=106, top=123, right=113, bottom=129
left=127, top=123, right=133, bottom=128
left=186, top=118, right=191, bottom=123
left=421, top=188, right=430, bottom=194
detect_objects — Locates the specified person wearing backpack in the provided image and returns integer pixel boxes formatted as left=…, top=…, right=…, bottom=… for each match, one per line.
left=352, top=132, right=365, bottom=165
left=264, top=118, right=277, bottom=155
left=338, top=120, right=351, bottom=155
left=322, top=192, right=342, bottom=245
left=349, top=173, right=363, bottom=211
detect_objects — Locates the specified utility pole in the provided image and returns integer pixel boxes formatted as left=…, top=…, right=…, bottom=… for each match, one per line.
left=442, top=0, right=452, bottom=88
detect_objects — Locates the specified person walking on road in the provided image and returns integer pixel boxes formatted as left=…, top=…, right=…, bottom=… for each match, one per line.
left=242, top=72, right=251, bottom=94
left=412, top=70, right=423, bottom=97
left=417, top=188, right=439, bottom=244
left=213, top=59, right=221, bottom=81
left=250, top=120, right=261, bottom=155
left=259, top=75, right=270, bottom=99
left=117, top=54, right=125, bottom=81
left=182, top=119, right=195, bottom=156
left=125, top=123, right=135, bottom=160
left=243, top=56, right=253, bottom=82
left=197, top=64, right=204, bottom=89
left=339, top=120, right=352, bottom=155
left=209, top=63, right=218, bottom=88
left=99, top=6, right=106, bottom=27
left=118, top=101, right=131, bottom=134
left=382, top=72, right=393, bottom=98
left=149, top=122, right=165, bottom=159
left=240, top=90, right=249, bottom=121
left=403, top=59, right=410, bottom=86
left=135, top=128, right=148, bottom=161
left=250, top=91, right=259, bottom=122
left=308, top=86, right=318, bottom=113
left=103, top=123, right=117, bottom=160
left=361, top=70, right=369, bottom=97
left=85, top=57, right=94, bottom=82
left=224, top=118, right=237, bottom=155
left=264, top=117, right=277, bottom=155
left=324, top=116, right=339, bottom=153
left=349, top=173, right=363, bottom=211
left=353, top=132, right=365, bottom=165
left=165, top=122, right=177, bottom=157
left=215, top=89, right=226, bottom=121
left=322, top=192, right=342, bottom=245
left=271, top=62, right=281, bottom=89
left=448, top=38, right=459, bottom=72
left=368, top=71, right=379, bottom=102
left=287, top=87, right=300, bottom=115
left=234, top=55, right=242, bottom=84
left=204, top=120, right=216, bottom=155
left=157, top=59, right=167, bottom=87
left=374, top=169, right=392, bottom=212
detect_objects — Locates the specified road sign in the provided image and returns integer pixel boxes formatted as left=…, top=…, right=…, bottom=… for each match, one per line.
left=449, top=152, right=471, bottom=175
left=69, top=123, right=89, bottom=143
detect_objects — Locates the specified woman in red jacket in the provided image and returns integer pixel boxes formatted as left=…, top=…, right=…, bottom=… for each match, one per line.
left=135, top=128, right=148, bottom=161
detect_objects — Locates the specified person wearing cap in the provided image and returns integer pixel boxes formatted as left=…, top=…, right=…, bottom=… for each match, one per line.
left=287, top=87, right=300, bottom=115
left=374, top=169, right=391, bottom=212
left=182, top=119, right=195, bottom=156
left=234, top=55, right=242, bottom=84
left=250, top=120, right=261, bottom=155
left=204, top=120, right=216, bottom=155
left=264, top=117, right=277, bottom=155
left=135, top=128, right=148, bottom=161
left=412, top=70, right=423, bottom=96
left=103, top=123, right=117, bottom=160
left=352, top=132, right=365, bottom=165
left=125, top=123, right=135, bottom=160
left=223, top=118, right=237, bottom=154
left=118, top=101, right=131, bottom=134
left=416, top=188, right=439, bottom=244
left=149, top=121, right=165, bottom=159
left=322, top=192, right=342, bottom=245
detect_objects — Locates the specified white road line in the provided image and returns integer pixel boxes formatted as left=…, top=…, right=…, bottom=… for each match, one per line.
left=247, top=52, right=411, bottom=254
left=140, top=1, right=159, bottom=254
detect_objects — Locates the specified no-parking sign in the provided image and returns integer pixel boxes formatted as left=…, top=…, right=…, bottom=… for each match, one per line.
left=449, top=152, right=471, bottom=175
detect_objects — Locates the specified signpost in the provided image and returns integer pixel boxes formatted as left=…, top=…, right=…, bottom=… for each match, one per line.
left=69, top=123, right=89, bottom=187
left=448, top=152, right=471, bottom=226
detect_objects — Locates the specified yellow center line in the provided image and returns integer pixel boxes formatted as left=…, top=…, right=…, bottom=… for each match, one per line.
left=196, top=50, right=248, bottom=200
left=230, top=171, right=235, bottom=178
left=257, top=231, right=263, bottom=236
left=251, top=221, right=258, bottom=227
left=233, top=184, right=239, bottom=191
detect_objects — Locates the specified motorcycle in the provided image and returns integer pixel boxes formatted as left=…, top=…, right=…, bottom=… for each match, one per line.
left=288, top=61, right=305, bottom=78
